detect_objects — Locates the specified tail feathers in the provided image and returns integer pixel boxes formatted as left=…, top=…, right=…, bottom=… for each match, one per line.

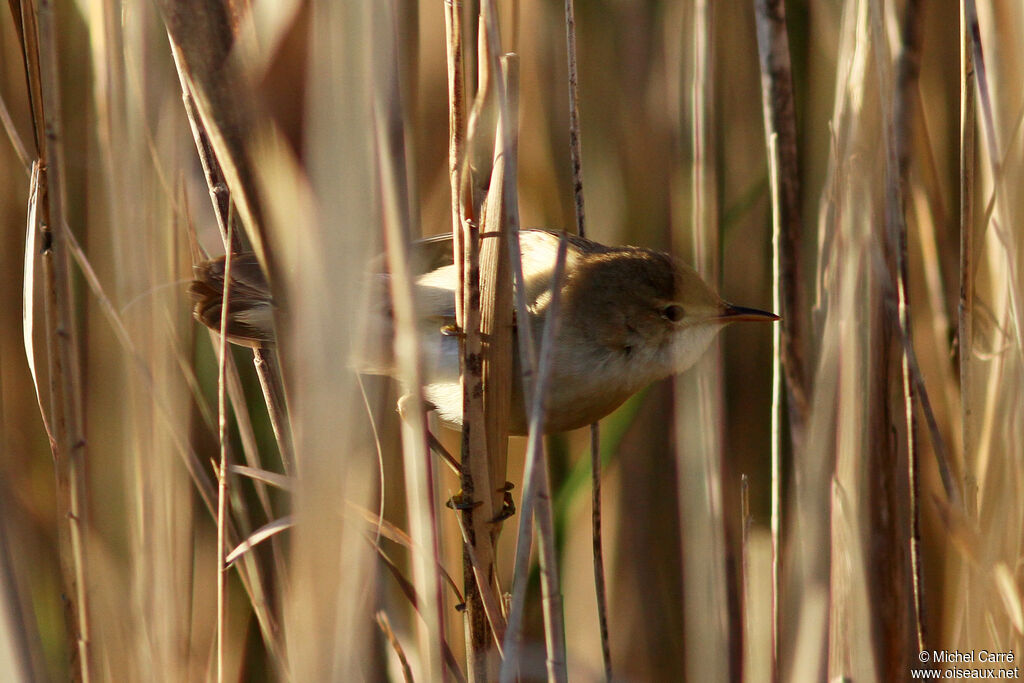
left=189, top=254, right=276, bottom=347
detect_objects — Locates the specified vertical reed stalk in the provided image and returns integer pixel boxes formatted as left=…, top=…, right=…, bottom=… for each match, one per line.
left=458, top=3, right=522, bottom=676
left=459, top=208, right=492, bottom=678
left=957, top=0, right=977, bottom=638
left=892, top=0, right=927, bottom=655
left=766, top=132, right=783, bottom=682
left=500, top=238, right=570, bottom=683
left=562, top=1, right=611, bottom=674
left=457, top=12, right=495, bottom=678
left=752, top=0, right=808, bottom=451
left=30, top=0, right=91, bottom=677
left=864, top=0, right=914, bottom=672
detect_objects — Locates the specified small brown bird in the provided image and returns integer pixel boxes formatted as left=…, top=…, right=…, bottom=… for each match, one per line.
left=190, top=229, right=778, bottom=434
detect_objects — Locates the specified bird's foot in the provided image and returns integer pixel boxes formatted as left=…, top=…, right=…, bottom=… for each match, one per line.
left=446, top=491, right=482, bottom=511
left=492, top=481, right=516, bottom=522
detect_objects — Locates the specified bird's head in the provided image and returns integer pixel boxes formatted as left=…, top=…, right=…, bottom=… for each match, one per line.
left=560, top=247, right=778, bottom=380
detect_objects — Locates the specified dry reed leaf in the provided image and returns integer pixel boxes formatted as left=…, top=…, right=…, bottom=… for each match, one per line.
left=0, top=91, right=31, bottom=170
left=992, top=563, right=1024, bottom=635
left=374, top=542, right=466, bottom=682
left=226, top=517, right=293, bottom=566
left=787, top=586, right=828, bottom=683
left=375, top=610, right=414, bottom=683
left=364, top=522, right=464, bottom=605
left=21, top=162, right=53, bottom=447
left=931, top=493, right=983, bottom=567
left=231, top=464, right=292, bottom=491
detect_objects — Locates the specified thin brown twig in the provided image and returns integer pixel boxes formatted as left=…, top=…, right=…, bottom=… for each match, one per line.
left=252, top=349, right=296, bottom=475
left=169, top=44, right=242, bottom=253
left=899, top=326, right=961, bottom=508
left=12, top=0, right=44, bottom=154
left=205, top=334, right=276, bottom=520
left=215, top=232, right=234, bottom=683
left=441, top=10, right=494, bottom=670
left=457, top=22, right=495, bottom=672
left=563, top=0, right=586, bottom=240
left=452, top=513, right=508, bottom=651
left=590, top=422, right=611, bottom=679
left=458, top=211, right=494, bottom=677
left=562, top=1, right=610, bottom=675
left=864, top=239, right=962, bottom=509
left=766, top=132, right=784, bottom=683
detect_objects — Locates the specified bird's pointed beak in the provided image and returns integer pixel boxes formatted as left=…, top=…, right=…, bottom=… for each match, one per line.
left=718, top=303, right=780, bottom=322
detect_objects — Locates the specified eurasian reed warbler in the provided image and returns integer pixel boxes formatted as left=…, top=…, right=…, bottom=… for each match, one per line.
left=190, top=229, right=778, bottom=434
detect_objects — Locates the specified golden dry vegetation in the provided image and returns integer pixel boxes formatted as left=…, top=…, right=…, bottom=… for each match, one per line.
left=0, top=0, right=1021, bottom=681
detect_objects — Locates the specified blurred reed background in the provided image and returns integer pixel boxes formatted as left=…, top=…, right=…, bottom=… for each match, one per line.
left=0, top=0, right=1021, bottom=680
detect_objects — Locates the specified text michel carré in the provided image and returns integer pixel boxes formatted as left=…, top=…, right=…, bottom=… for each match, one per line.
left=932, top=650, right=1015, bottom=663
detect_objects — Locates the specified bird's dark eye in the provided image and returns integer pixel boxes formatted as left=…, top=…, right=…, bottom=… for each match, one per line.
left=661, top=304, right=685, bottom=322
